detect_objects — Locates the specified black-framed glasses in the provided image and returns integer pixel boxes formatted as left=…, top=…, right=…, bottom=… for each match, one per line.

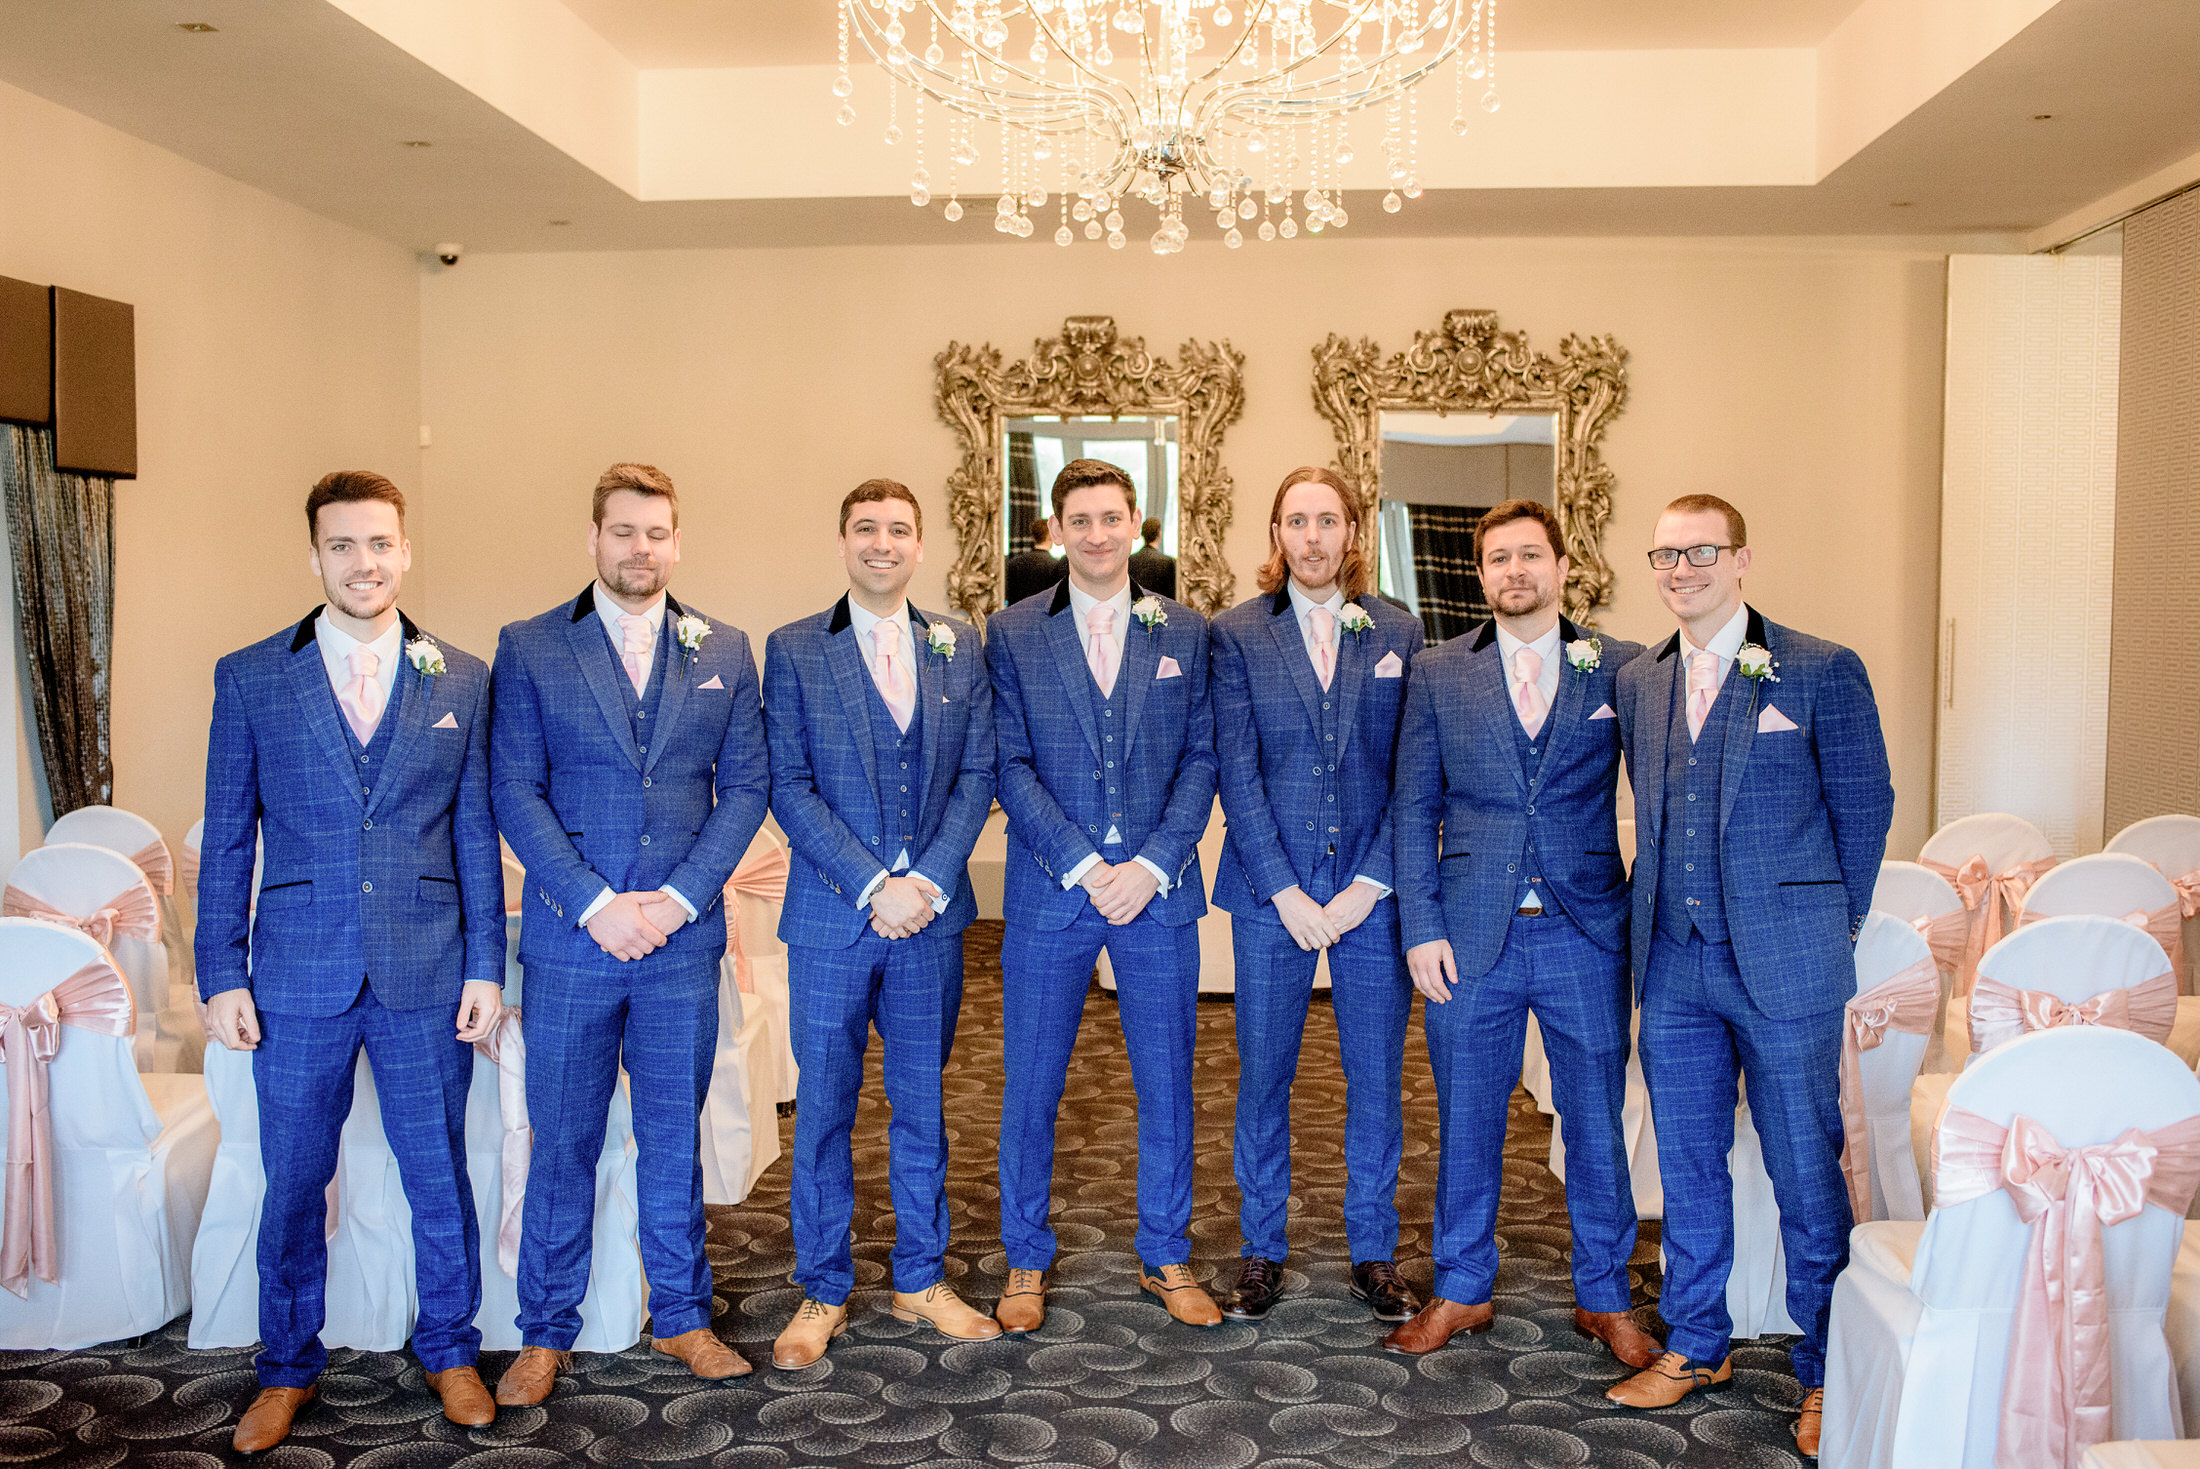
left=1647, top=544, right=1735, bottom=570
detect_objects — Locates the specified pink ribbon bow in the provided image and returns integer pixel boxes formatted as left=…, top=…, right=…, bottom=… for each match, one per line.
left=1922, top=855, right=2058, bottom=997
left=1, top=884, right=161, bottom=950
left=1933, top=1107, right=2200, bottom=1469
left=722, top=843, right=790, bottom=995
left=1839, top=956, right=1941, bottom=1223
left=2166, top=867, right=2200, bottom=921
left=2016, top=901, right=2186, bottom=986
left=470, top=1007, right=528, bottom=1277
left=0, top=960, right=136, bottom=1297
left=128, top=838, right=175, bottom=899
left=1966, top=971, right=2178, bottom=1055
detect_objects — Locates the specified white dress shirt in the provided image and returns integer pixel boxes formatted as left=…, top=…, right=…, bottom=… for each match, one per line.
left=314, top=612, right=403, bottom=709
left=1060, top=577, right=1174, bottom=896
left=1492, top=618, right=1565, bottom=911
left=1285, top=581, right=1390, bottom=902
left=1679, top=603, right=1751, bottom=692
left=845, top=597, right=948, bottom=914
left=578, top=582, right=695, bottom=928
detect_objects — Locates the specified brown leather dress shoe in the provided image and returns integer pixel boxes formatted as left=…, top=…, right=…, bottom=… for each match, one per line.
left=425, top=1365, right=495, bottom=1427
left=1380, top=1297, right=1493, bottom=1355
left=233, top=1385, right=315, bottom=1454
left=495, top=1347, right=571, bottom=1407
left=1605, top=1350, right=1733, bottom=1408
left=997, top=1267, right=1047, bottom=1334
left=1795, top=1387, right=1824, bottom=1457
left=772, top=1298, right=848, bottom=1370
left=1139, top=1263, right=1223, bottom=1326
left=1573, top=1308, right=1662, bottom=1370
left=652, top=1326, right=752, bottom=1379
left=892, top=1283, right=1002, bottom=1340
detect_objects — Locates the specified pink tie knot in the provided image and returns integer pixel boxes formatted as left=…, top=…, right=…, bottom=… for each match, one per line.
left=348, top=646, right=379, bottom=682
left=619, top=613, right=653, bottom=654
left=1085, top=605, right=1119, bottom=696
left=1514, top=647, right=1543, bottom=688
left=1310, top=606, right=1338, bottom=690
left=1512, top=646, right=1549, bottom=736
left=340, top=645, right=386, bottom=744
left=870, top=620, right=916, bottom=731
left=1687, top=649, right=1717, bottom=695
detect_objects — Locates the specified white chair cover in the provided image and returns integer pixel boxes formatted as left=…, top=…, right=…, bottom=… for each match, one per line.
left=2106, top=816, right=2200, bottom=997
left=0, top=919, right=216, bottom=1348
left=1824, top=1027, right=2199, bottom=1469
left=46, top=805, right=196, bottom=1023
left=1920, top=813, right=2058, bottom=996
left=2023, top=855, right=2193, bottom=998
left=1845, top=913, right=1938, bottom=1224
left=1874, top=861, right=1969, bottom=1074
left=702, top=828, right=793, bottom=1205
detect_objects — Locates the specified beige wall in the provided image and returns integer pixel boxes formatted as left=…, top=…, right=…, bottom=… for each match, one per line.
left=422, top=236, right=1946, bottom=853
left=0, top=79, right=423, bottom=853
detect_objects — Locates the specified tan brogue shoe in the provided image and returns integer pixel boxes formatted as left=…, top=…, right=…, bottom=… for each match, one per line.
left=1380, top=1297, right=1494, bottom=1355
left=892, top=1282, right=1002, bottom=1341
left=772, top=1298, right=848, bottom=1370
left=1573, top=1308, right=1662, bottom=1370
left=233, top=1385, right=316, bottom=1454
left=1795, top=1387, right=1824, bottom=1458
left=1605, top=1350, right=1733, bottom=1408
left=997, top=1268, right=1047, bottom=1334
left=494, top=1346, right=571, bottom=1407
left=425, top=1365, right=495, bottom=1427
left=652, top=1326, right=752, bottom=1379
left=1139, top=1263, right=1223, bottom=1327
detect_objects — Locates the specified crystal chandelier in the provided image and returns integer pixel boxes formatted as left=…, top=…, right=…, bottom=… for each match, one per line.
left=835, top=0, right=1499, bottom=252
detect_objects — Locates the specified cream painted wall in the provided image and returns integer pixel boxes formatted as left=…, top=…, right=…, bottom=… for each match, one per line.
left=421, top=236, right=1945, bottom=854
left=0, top=78, right=423, bottom=853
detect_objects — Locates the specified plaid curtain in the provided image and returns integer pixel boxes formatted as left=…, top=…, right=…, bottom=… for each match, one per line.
left=1405, top=503, right=1490, bottom=645
left=1006, top=431, right=1040, bottom=550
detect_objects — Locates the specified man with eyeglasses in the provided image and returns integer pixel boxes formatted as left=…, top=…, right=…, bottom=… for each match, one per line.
left=1603, top=495, right=1893, bottom=1461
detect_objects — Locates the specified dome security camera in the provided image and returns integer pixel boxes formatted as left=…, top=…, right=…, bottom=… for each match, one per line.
left=433, top=243, right=465, bottom=267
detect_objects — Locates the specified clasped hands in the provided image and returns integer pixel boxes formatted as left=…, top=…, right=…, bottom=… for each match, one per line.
left=869, top=873, right=943, bottom=939
left=586, top=889, right=693, bottom=961
left=1273, top=881, right=1382, bottom=953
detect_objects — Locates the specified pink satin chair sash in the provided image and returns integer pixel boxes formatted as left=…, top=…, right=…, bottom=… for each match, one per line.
left=471, top=1008, right=528, bottom=1277
left=1932, top=1106, right=2200, bottom=1469
left=129, top=839, right=175, bottom=898
left=1, top=884, right=161, bottom=950
left=0, top=960, right=137, bottom=1297
left=722, top=843, right=791, bottom=996
left=1967, top=971, right=2179, bottom=1054
left=1839, top=956, right=1940, bottom=1222
left=1923, top=854, right=2058, bottom=997
left=176, top=844, right=199, bottom=900
left=1911, top=909, right=1972, bottom=977
left=2015, top=901, right=2186, bottom=983
left=2165, top=867, right=2200, bottom=920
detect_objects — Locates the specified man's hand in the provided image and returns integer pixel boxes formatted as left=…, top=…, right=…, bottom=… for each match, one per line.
left=587, top=892, right=667, bottom=962
left=1324, top=880, right=1383, bottom=939
left=637, top=891, right=692, bottom=942
left=1093, top=861, right=1161, bottom=925
left=870, top=875, right=937, bottom=940
left=1407, top=939, right=1458, bottom=1004
left=454, top=980, right=504, bottom=1043
left=1273, top=885, right=1340, bottom=952
left=205, top=988, right=262, bottom=1051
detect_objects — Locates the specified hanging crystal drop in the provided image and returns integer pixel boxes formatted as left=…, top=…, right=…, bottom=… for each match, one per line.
left=1084, top=219, right=1102, bottom=239
left=1107, top=230, right=1127, bottom=249
left=1481, top=88, right=1500, bottom=112
left=884, top=123, right=904, bottom=145
left=1104, top=209, right=1124, bottom=232
left=1056, top=224, right=1074, bottom=245
left=1279, top=215, right=1297, bottom=238
left=832, top=72, right=854, bottom=98
left=944, top=197, right=964, bottom=221
left=1225, top=226, right=1244, bottom=247
left=1257, top=219, right=1275, bottom=241
left=1238, top=197, right=1256, bottom=219
left=1382, top=190, right=1402, bottom=212
left=837, top=104, right=857, bottom=126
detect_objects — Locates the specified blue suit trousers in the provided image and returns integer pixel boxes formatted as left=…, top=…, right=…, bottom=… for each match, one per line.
left=788, top=929, right=965, bottom=1304
left=1424, top=912, right=1636, bottom=1310
left=1640, top=931, right=1850, bottom=1386
left=517, top=960, right=718, bottom=1347
left=999, top=901, right=1201, bottom=1269
left=1230, top=905, right=1411, bottom=1264
left=254, top=984, right=480, bottom=1386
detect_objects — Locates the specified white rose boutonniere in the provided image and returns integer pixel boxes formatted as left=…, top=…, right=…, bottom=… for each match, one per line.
left=1336, top=603, right=1373, bottom=640
left=1131, top=595, right=1168, bottom=637
left=405, top=636, right=446, bottom=678
left=925, top=622, right=956, bottom=660
left=674, top=613, right=711, bottom=672
left=1565, top=637, right=1602, bottom=674
left=1735, top=642, right=1780, bottom=682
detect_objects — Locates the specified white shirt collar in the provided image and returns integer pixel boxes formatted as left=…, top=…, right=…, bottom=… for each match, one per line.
left=314, top=611, right=404, bottom=701
left=1065, top=577, right=1132, bottom=645
left=1493, top=618, right=1564, bottom=667
left=1285, top=579, right=1344, bottom=631
left=846, top=596, right=914, bottom=664
left=1681, top=603, right=1751, bottom=665
left=593, top=582, right=666, bottom=643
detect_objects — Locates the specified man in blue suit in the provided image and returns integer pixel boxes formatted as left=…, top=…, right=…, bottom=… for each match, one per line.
left=762, top=479, right=1000, bottom=1368
left=1386, top=499, right=1656, bottom=1368
left=989, top=458, right=1221, bottom=1331
left=199, top=471, right=506, bottom=1451
left=489, top=463, right=770, bottom=1403
left=1605, top=494, right=1893, bottom=1460
left=1210, top=467, right=1423, bottom=1325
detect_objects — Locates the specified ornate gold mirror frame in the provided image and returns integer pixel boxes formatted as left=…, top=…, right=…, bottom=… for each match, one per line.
left=1311, top=308, right=1630, bottom=623
left=937, top=315, right=1246, bottom=625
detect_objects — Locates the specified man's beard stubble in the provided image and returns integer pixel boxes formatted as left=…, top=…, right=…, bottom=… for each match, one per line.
left=603, top=559, right=668, bottom=600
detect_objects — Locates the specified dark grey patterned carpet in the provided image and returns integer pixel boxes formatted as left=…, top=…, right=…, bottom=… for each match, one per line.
left=0, top=921, right=1813, bottom=1467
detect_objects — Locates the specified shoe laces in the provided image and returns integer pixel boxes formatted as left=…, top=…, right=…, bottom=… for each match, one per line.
left=1008, top=1268, right=1043, bottom=1290
left=797, top=1298, right=832, bottom=1322
left=1359, top=1260, right=1402, bottom=1290
left=1152, top=1263, right=1196, bottom=1288
left=1239, top=1257, right=1282, bottom=1290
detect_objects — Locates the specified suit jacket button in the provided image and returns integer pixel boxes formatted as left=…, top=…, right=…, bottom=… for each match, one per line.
left=362, top=881, right=373, bottom=893
left=643, top=777, right=652, bottom=788
left=363, top=820, right=372, bottom=831
left=641, top=835, right=651, bottom=845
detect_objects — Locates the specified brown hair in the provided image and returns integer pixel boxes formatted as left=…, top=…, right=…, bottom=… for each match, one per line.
left=305, top=470, right=406, bottom=542
left=1256, top=466, right=1370, bottom=603
left=592, top=462, right=679, bottom=527
left=1662, top=493, right=1747, bottom=547
left=1027, top=516, right=1051, bottom=546
left=1050, top=458, right=1137, bottom=518
left=839, top=478, right=922, bottom=536
left=1141, top=517, right=1162, bottom=545
left=1473, top=498, right=1567, bottom=564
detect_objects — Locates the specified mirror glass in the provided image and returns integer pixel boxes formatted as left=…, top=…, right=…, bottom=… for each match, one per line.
left=1375, top=410, right=1559, bottom=644
left=1003, top=414, right=1181, bottom=604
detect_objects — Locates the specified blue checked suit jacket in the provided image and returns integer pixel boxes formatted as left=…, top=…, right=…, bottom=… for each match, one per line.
left=1210, top=588, right=1423, bottom=921
left=989, top=579, right=1216, bottom=931
left=1392, top=618, right=1645, bottom=976
left=1616, top=606, right=1895, bottom=1019
left=763, top=596, right=994, bottom=949
left=196, top=609, right=505, bottom=1017
left=490, top=584, right=770, bottom=976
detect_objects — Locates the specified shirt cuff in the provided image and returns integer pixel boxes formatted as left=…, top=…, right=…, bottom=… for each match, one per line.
left=855, top=869, right=889, bottom=910
left=1352, top=875, right=1393, bottom=901
left=660, top=885, right=698, bottom=921
left=909, top=871, right=952, bottom=913
left=1133, top=855, right=1172, bottom=895
left=577, top=886, right=614, bottom=927
left=1062, top=853, right=1102, bottom=890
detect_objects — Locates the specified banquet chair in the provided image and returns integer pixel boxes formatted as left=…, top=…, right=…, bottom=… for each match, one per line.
left=0, top=919, right=217, bottom=1348
left=1823, top=1027, right=2200, bottom=1469
left=1918, top=813, right=2057, bottom=997
left=703, top=825, right=793, bottom=1205
left=2106, top=815, right=2200, bottom=995
left=4, top=843, right=196, bottom=1073
left=46, top=805, right=195, bottom=1021
left=2022, top=854, right=2192, bottom=1002
left=1872, top=861, right=1968, bottom=1073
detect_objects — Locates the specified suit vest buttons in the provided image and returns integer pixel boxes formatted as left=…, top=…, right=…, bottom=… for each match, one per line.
left=362, top=819, right=372, bottom=831
left=362, top=881, right=372, bottom=892
left=640, top=835, right=650, bottom=845
left=1526, top=805, right=1536, bottom=815
left=643, top=776, right=652, bottom=788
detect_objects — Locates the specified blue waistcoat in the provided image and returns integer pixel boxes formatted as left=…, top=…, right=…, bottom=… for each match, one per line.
left=1508, top=702, right=1563, bottom=918
left=598, top=616, right=670, bottom=747
left=1656, top=658, right=1740, bottom=944
left=858, top=654, right=926, bottom=860
left=339, top=662, right=408, bottom=805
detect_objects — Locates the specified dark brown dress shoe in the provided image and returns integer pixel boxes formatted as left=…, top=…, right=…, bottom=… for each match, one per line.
left=1380, top=1296, right=1492, bottom=1354
left=652, top=1326, right=752, bottom=1379
left=494, top=1346, right=571, bottom=1407
left=233, top=1385, right=315, bottom=1454
left=1220, top=1257, right=1285, bottom=1320
left=1573, top=1308, right=1662, bottom=1370
left=425, top=1365, right=495, bottom=1427
left=997, top=1268, right=1047, bottom=1333
left=1350, top=1260, right=1422, bottom=1323
left=1605, top=1350, right=1733, bottom=1408
left=1139, top=1263, right=1223, bottom=1326
left=1795, top=1387, right=1823, bottom=1457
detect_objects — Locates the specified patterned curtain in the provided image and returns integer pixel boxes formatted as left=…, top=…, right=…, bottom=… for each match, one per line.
left=1006, top=430, right=1040, bottom=550
left=1, top=425, right=114, bottom=817
left=1405, top=503, right=1490, bottom=645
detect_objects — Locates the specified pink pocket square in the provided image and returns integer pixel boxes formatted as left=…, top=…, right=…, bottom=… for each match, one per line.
left=698, top=674, right=725, bottom=690
left=1155, top=656, right=1183, bottom=680
left=1757, top=704, right=1800, bottom=733
left=431, top=712, right=459, bottom=730
left=1374, top=651, right=1404, bottom=678
left=1589, top=703, right=1616, bottom=721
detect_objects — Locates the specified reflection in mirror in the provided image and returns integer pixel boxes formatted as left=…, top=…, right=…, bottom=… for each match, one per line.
left=1002, top=415, right=1181, bottom=604
left=1375, top=410, right=1558, bottom=644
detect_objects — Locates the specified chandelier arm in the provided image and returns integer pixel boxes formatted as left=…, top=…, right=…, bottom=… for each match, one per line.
left=1199, top=16, right=1468, bottom=134
left=849, top=0, right=1100, bottom=113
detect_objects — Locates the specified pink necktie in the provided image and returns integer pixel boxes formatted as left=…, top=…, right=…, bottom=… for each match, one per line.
left=1309, top=606, right=1337, bottom=691
left=1086, top=605, right=1119, bottom=698
left=1512, top=647, right=1547, bottom=738
left=618, top=613, right=653, bottom=695
left=1685, top=649, right=1718, bottom=743
left=339, top=646, right=383, bottom=746
left=870, top=621, right=915, bottom=732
